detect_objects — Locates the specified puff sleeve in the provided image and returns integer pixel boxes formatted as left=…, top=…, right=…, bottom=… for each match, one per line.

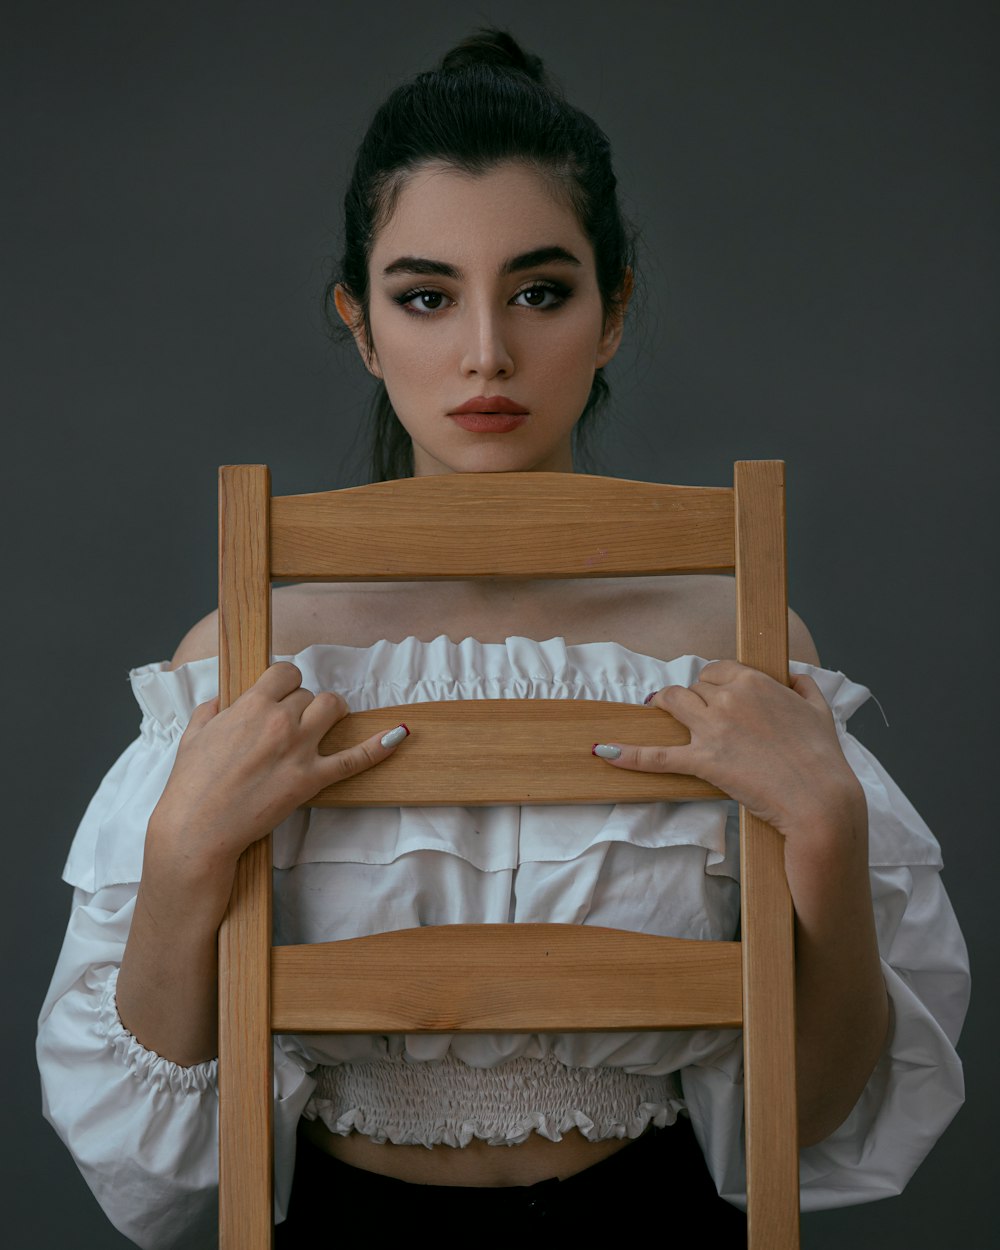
left=37, top=647, right=970, bottom=1239
left=36, top=664, right=315, bottom=1250
left=681, top=664, right=969, bottom=1211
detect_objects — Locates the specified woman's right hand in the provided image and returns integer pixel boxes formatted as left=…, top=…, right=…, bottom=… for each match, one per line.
left=120, top=659, right=405, bottom=1064
left=143, top=661, right=407, bottom=913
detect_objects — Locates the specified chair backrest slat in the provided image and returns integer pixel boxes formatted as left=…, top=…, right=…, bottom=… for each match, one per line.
left=270, top=927, right=743, bottom=1033
left=309, top=698, right=725, bottom=805
left=270, top=473, right=735, bottom=580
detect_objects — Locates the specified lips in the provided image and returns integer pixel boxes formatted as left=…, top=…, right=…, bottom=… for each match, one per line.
left=448, top=395, right=529, bottom=434
left=448, top=396, right=529, bottom=416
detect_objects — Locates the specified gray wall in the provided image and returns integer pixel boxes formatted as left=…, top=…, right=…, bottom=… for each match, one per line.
left=6, top=2, right=996, bottom=1245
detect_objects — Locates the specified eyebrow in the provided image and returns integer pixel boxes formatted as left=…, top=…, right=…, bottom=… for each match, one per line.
left=381, top=245, right=583, bottom=280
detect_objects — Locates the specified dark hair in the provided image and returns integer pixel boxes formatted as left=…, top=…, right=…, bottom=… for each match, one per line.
left=325, top=27, right=637, bottom=482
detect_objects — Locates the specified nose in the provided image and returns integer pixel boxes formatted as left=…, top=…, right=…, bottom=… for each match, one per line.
left=460, top=302, right=515, bottom=380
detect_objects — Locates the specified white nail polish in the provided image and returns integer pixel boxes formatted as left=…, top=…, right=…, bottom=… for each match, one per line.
left=380, top=725, right=409, bottom=748
left=593, top=743, right=622, bottom=761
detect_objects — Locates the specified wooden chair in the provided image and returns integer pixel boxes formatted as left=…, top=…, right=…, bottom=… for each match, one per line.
left=217, top=462, right=799, bottom=1249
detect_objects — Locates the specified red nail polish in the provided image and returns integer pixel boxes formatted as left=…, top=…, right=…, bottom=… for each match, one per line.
left=643, top=691, right=656, bottom=705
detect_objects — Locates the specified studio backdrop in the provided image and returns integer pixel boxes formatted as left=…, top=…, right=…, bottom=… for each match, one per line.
left=6, top=3, right=995, bottom=1247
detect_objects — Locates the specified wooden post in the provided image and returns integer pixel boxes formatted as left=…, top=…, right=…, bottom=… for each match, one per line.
left=218, top=465, right=274, bottom=1250
left=734, top=460, right=800, bottom=1248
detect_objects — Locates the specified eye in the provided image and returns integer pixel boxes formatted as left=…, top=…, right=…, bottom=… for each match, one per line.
left=394, top=287, right=453, bottom=315
left=512, top=280, right=572, bottom=310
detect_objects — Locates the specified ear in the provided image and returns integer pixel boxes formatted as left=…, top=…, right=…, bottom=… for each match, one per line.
left=594, top=267, right=633, bottom=369
left=333, top=284, right=383, bottom=379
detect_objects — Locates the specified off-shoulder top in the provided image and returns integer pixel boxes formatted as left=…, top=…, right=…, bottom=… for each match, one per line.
left=37, top=638, right=969, bottom=1250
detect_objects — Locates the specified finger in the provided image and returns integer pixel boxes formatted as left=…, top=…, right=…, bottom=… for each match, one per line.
left=789, top=671, right=832, bottom=710
left=299, top=690, right=350, bottom=735
left=252, top=661, right=304, bottom=699
left=688, top=678, right=726, bottom=705
left=277, top=686, right=315, bottom=716
left=592, top=741, right=696, bottom=775
left=648, top=685, right=709, bottom=720
left=185, top=696, right=220, bottom=733
left=319, top=723, right=410, bottom=785
left=694, top=660, right=744, bottom=686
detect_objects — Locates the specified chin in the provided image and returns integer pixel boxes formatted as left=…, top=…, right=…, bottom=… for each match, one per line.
left=455, top=459, right=565, bottom=476
left=422, top=446, right=572, bottom=477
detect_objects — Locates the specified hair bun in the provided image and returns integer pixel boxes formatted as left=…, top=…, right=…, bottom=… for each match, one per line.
left=439, top=27, right=548, bottom=85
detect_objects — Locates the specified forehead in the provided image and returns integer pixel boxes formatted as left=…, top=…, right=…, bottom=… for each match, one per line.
left=371, top=161, right=593, bottom=267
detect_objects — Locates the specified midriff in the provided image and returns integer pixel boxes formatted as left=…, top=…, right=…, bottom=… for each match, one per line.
left=300, top=1118, right=634, bottom=1186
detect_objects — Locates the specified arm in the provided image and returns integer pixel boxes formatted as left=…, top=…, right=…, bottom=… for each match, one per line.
left=778, top=741, right=888, bottom=1145
left=38, top=631, right=410, bottom=1247
left=595, top=652, right=891, bottom=1144
left=117, top=659, right=409, bottom=1066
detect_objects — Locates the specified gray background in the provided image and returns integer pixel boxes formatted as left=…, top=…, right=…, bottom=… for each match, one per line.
left=6, top=1, right=996, bottom=1246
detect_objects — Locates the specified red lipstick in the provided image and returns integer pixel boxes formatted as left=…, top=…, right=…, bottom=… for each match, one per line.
left=448, top=395, right=528, bottom=433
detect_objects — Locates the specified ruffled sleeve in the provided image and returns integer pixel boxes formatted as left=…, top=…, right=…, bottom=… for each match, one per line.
left=36, top=661, right=314, bottom=1250
left=680, top=661, right=969, bottom=1211
left=38, top=645, right=969, bottom=1236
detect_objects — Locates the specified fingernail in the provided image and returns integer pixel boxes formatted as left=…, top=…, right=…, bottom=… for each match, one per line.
left=592, top=743, right=622, bottom=760
left=380, top=724, right=409, bottom=748
left=643, top=691, right=657, bottom=705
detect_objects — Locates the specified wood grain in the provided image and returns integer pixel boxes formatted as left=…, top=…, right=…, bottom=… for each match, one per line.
left=218, top=465, right=275, bottom=1250
left=309, top=699, right=725, bottom=805
left=271, top=472, right=735, bottom=580
left=735, top=460, right=800, bottom=1247
left=271, top=926, right=743, bottom=1033
left=214, top=462, right=801, bottom=1250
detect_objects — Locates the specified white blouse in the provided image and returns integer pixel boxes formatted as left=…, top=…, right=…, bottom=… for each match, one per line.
left=37, top=638, right=969, bottom=1250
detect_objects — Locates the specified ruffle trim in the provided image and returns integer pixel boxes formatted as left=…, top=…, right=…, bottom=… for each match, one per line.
left=66, top=638, right=884, bottom=893
left=127, top=637, right=873, bottom=731
left=99, top=967, right=218, bottom=1095
left=301, top=1053, right=683, bottom=1147
left=269, top=799, right=738, bottom=876
left=304, top=1101, right=678, bottom=1148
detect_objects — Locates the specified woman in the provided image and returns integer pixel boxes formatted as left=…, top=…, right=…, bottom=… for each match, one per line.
left=37, top=28, right=967, bottom=1247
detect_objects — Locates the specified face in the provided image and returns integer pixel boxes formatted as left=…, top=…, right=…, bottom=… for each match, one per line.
left=335, top=161, right=627, bottom=476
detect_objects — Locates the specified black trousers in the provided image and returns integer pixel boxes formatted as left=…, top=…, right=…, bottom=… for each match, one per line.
left=275, top=1117, right=747, bottom=1243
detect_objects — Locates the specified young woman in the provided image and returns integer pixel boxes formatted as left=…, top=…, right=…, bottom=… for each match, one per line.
left=37, top=29, right=968, bottom=1248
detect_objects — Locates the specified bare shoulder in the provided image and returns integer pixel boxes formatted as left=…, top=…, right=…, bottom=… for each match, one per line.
left=788, top=608, right=821, bottom=666
left=614, top=575, right=820, bottom=665
left=168, top=610, right=219, bottom=670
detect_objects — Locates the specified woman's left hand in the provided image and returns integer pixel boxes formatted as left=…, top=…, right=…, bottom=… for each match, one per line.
left=594, top=660, right=865, bottom=843
left=594, top=660, right=889, bottom=1146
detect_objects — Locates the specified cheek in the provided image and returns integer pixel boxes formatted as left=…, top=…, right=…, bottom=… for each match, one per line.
left=537, top=317, right=603, bottom=395
left=373, top=321, right=447, bottom=392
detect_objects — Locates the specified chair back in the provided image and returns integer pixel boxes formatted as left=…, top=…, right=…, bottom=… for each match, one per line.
left=217, top=464, right=799, bottom=1248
